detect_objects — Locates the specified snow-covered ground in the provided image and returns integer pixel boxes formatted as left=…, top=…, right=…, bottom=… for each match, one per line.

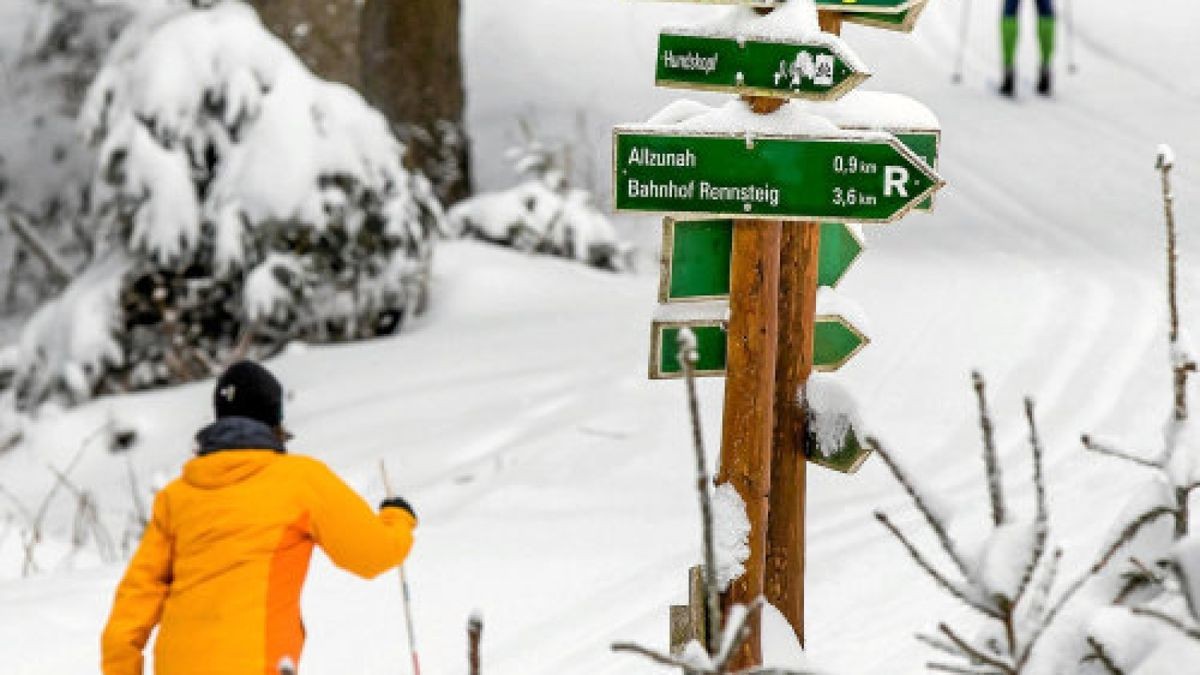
left=3, top=0, right=1200, bottom=673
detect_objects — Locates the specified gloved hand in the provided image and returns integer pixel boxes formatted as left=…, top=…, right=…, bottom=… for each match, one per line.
left=380, top=496, right=416, bottom=520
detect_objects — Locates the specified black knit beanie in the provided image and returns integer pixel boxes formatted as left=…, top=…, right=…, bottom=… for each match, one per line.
left=214, top=361, right=284, bottom=427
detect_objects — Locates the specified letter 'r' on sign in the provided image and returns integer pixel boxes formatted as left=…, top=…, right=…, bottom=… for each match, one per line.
left=884, top=166, right=909, bottom=198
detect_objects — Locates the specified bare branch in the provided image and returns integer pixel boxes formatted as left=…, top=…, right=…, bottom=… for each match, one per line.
left=973, top=372, right=1007, bottom=527
left=1012, top=399, right=1050, bottom=610
left=868, top=437, right=975, bottom=582
left=2, top=207, right=73, bottom=285
left=917, top=632, right=965, bottom=658
left=938, top=623, right=1015, bottom=674
left=876, top=512, right=1000, bottom=619
left=715, top=598, right=765, bottom=672
left=1081, top=434, right=1162, bottom=470
left=1130, top=607, right=1200, bottom=642
left=1084, top=636, right=1126, bottom=675
left=927, top=663, right=1004, bottom=675
left=1022, top=549, right=1090, bottom=666
left=1089, top=507, right=1176, bottom=576
left=611, top=642, right=710, bottom=672
left=679, top=328, right=721, bottom=656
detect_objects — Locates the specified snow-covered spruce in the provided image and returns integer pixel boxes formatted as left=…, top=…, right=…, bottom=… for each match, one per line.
left=0, top=0, right=133, bottom=322
left=448, top=127, right=629, bottom=271
left=8, top=1, right=445, bottom=407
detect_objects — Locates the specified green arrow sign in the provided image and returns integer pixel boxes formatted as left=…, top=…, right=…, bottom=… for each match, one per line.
left=656, top=30, right=868, bottom=101
left=658, top=219, right=863, bottom=303
left=806, top=422, right=872, bottom=473
left=614, top=128, right=942, bottom=224
left=647, top=0, right=923, bottom=12
left=843, top=0, right=929, bottom=32
left=649, top=313, right=868, bottom=379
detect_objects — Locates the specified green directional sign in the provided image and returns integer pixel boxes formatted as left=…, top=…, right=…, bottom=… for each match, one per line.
left=659, top=219, right=863, bottom=303
left=806, top=422, right=872, bottom=473
left=648, top=0, right=923, bottom=12
left=650, top=321, right=729, bottom=379
left=649, top=313, right=868, bottom=379
left=843, top=0, right=929, bottom=32
left=818, top=222, right=863, bottom=287
left=813, top=316, right=868, bottom=372
left=814, top=0, right=923, bottom=10
left=656, top=30, right=868, bottom=101
left=614, top=128, right=942, bottom=224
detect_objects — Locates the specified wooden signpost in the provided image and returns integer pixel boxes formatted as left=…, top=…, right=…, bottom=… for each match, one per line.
left=615, top=1, right=944, bottom=670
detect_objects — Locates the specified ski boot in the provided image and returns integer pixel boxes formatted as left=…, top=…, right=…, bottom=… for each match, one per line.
left=1036, top=64, right=1052, bottom=96
left=999, top=67, right=1016, bottom=98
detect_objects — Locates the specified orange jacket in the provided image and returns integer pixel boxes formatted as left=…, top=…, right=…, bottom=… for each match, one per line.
left=101, top=437, right=415, bottom=675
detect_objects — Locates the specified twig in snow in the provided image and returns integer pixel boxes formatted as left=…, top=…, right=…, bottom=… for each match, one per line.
left=679, top=327, right=721, bottom=655
left=1084, top=636, right=1126, bottom=675
left=927, top=663, right=1003, bottom=675
left=1130, top=607, right=1200, bottom=642
left=714, top=598, right=764, bottom=673
left=938, top=623, right=1015, bottom=674
left=1081, top=435, right=1162, bottom=470
left=1011, top=400, right=1050, bottom=611
left=875, top=512, right=999, bottom=618
left=611, top=642, right=700, bottom=670
left=868, top=437, right=974, bottom=583
left=1089, top=507, right=1176, bottom=577
left=918, top=632, right=967, bottom=658
left=973, top=372, right=1007, bottom=527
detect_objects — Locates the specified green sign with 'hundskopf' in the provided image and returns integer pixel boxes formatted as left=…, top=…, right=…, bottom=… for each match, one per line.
left=613, top=128, right=942, bottom=224
left=656, top=30, right=868, bottom=101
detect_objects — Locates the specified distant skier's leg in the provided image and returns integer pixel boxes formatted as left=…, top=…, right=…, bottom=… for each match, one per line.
left=1000, top=0, right=1020, bottom=97
left=1036, top=0, right=1056, bottom=95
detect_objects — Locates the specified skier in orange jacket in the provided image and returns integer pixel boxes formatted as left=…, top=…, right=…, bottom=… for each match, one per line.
left=101, top=361, right=417, bottom=675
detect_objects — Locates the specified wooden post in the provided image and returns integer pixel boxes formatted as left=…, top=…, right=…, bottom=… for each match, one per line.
left=717, top=219, right=781, bottom=670
left=763, top=8, right=843, bottom=651
left=467, top=613, right=483, bottom=675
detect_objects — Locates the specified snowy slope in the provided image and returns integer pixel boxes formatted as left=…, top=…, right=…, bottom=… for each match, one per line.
left=3, top=1, right=1200, bottom=674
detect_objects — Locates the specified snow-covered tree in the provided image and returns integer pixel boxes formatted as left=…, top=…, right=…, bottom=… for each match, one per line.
left=1072, top=146, right=1200, bottom=674
left=448, top=119, right=630, bottom=271
left=0, top=0, right=134, bottom=317
left=7, top=1, right=445, bottom=408
left=874, top=146, right=1200, bottom=674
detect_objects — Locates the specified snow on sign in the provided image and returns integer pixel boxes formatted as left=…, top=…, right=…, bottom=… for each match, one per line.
left=656, top=29, right=869, bottom=101
left=613, top=128, right=943, bottom=224
left=649, top=310, right=868, bottom=379
left=658, top=218, right=862, bottom=303
left=647, top=0, right=926, bottom=12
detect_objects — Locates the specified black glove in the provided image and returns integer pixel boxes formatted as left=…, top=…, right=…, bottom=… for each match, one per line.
left=380, top=496, right=416, bottom=520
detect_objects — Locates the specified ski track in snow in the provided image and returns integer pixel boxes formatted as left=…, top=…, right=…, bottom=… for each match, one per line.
left=3, top=1, right=1200, bottom=673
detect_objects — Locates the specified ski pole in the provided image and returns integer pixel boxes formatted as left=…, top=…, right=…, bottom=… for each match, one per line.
left=379, top=460, right=422, bottom=675
left=1064, top=0, right=1078, bottom=74
left=952, top=0, right=973, bottom=83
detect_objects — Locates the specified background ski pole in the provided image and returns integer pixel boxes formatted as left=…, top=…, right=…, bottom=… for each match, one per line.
left=379, top=460, right=422, bottom=675
left=952, top=0, right=973, bottom=83
left=1064, top=0, right=1079, bottom=74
